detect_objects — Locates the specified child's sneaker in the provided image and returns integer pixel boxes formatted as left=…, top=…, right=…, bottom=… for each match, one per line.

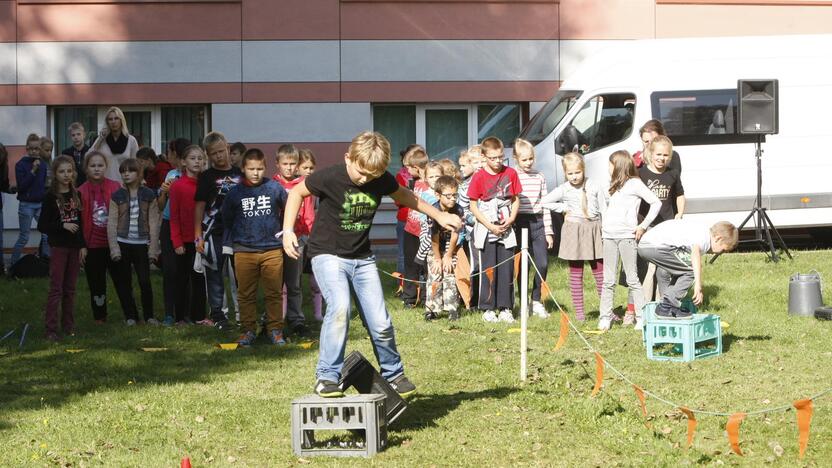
left=162, top=315, right=175, bottom=327
left=532, top=301, right=550, bottom=319
left=482, top=310, right=498, bottom=323
left=146, top=318, right=161, bottom=326
left=622, top=313, right=636, bottom=327
left=634, top=318, right=645, bottom=330
left=389, top=374, right=416, bottom=397
left=268, top=329, right=287, bottom=346
left=215, top=320, right=234, bottom=332
left=235, top=330, right=257, bottom=347
left=448, top=310, right=459, bottom=321
left=424, top=311, right=437, bottom=321
left=314, top=379, right=344, bottom=398
left=597, top=317, right=612, bottom=331
left=125, top=319, right=137, bottom=327
left=196, top=318, right=214, bottom=327
left=498, top=309, right=515, bottom=323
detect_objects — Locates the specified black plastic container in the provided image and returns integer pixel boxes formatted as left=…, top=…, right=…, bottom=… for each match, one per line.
left=340, top=351, right=408, bottom=424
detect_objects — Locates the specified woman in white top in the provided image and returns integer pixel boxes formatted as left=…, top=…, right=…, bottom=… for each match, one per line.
left=598, top=150, right=660, bottom=331
left=90, top=106, right=139, bottom=182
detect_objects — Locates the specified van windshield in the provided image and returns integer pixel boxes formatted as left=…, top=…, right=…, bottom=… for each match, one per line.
left=519, top=90, right=581, bottom=145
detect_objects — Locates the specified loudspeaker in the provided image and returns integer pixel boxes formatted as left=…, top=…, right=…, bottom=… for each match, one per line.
left=340, top=351, right=408, bottom=423
left=738, top=79, right=779, bottom=135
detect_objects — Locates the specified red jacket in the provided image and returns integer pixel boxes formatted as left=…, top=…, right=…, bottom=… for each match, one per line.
left=394, top=167, right=412, bottom=222
left=169, top=174, right=198, bottom=249
left=273, top=173, right=315, bottom=236
left=144, top=160, right=174, bottom=190
left=78, top=178, right=121, bottom=248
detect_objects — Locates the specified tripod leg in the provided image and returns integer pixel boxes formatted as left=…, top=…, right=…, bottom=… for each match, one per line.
left=758, top=208, right=779, bottom=262
left=761, top=208, right=792, bottom=260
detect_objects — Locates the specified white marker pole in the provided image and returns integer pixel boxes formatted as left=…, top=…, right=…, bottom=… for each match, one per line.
left=520, top=228, right=529, bottom=382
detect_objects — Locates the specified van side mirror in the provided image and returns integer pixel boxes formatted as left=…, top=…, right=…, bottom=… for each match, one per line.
left=556, top=125, right=580, bottom=155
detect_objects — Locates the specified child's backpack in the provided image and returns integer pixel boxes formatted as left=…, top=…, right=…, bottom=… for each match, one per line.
left=9, top=254, right=49, bottom=278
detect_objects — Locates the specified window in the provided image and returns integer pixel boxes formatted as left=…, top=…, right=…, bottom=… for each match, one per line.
left=567, top=93, right=635, bottom=154
left=519, top=90, right=581, bottom=145
left=651, top=90, right=757, bottom=146
left=51, top=105, right=209, bottom=156
left=372, top=103, right=522, bottom=172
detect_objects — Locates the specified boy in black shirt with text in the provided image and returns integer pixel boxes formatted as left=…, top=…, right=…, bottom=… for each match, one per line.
left=283, top=131, right=462, bottom=398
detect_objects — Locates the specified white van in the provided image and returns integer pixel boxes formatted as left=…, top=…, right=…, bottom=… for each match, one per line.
left=518, top=34, right=832, bottom=231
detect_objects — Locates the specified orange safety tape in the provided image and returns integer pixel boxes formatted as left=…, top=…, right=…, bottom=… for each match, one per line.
left=793, top=399, right=813, bottom=459
left=591, top=352, right=604, bottom=397
left=726, top=412, right=746, bottom=456
left=554, top=311, right=569, bottom=351
left=679, top=407, right=697, bottom=448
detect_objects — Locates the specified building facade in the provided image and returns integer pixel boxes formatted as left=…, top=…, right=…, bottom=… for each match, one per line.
left=1, top=0, right=830, bottom=241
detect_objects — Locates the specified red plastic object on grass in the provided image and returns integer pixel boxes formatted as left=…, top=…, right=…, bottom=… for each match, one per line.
left=181, top=457, right=192, bottom=468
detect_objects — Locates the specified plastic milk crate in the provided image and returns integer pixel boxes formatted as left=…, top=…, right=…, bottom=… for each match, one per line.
left=642, top=301, right=722, bottom=362
left=291, top=394, right=388, bottom=458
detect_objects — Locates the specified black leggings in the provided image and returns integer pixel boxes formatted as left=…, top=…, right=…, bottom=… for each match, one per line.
left=173, top=243, right=206, bottom=322
left=159, top=220, right=178, bottom=318
left=83, top=247, right=128, bottom=321
left=115, top=242, right=154, bottom=321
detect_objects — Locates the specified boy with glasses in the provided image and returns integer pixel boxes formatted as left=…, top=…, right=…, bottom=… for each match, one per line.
left=425, top=176, right=464, bottom=321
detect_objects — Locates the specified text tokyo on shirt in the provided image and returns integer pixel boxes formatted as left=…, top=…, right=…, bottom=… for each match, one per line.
left=305, top=163, right=399, bottom=259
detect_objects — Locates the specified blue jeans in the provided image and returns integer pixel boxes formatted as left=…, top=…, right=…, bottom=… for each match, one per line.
left=11, top=201, right=48, bottom=266
left=312, top=254, right=404, bottom=382
left=395, top=220, right=406, bottom=274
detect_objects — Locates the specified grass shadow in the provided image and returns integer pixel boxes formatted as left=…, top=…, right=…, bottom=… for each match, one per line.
left=721, top=333, right=772, bottom=353
left=389, top=386, right=519, bottom=435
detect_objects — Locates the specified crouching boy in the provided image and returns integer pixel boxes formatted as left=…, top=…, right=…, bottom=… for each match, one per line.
left=282, top=131, right=462, bottom=398
left=637, top=219, right=738, bottom=318
left=221, top=149, right=288, bottom=346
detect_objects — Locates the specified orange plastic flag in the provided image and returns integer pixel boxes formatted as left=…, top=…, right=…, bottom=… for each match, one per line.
left=484, top=267, right=495, bottom=301
left=392, top=272, right=404, bottom=294
left=679, top=407, right=697, bottom=448
left=633, top=385, right=647, bottom=419
left=431, top=281, right=438, bottom=298
left=554, top=311, right=569, bottom=350
left=726, top=412, right=746, bottom=456
left=513, top=253, right=521, bottom=282
left=591, top=353, right=604, bottom=397
left=392, top=272, right=402, bottom=279
left=541, top=281, right=552, bottom=299
left=793, top=399, right=813, bottom=459
left=415, top=285, right=421, bottom=306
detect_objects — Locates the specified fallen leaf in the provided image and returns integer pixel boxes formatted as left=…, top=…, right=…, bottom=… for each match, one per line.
left=297, top=458, right=311, bottom=464
left=720, top=379, right=732, bottom=385
left=227, top=456, right=236, bottom=463
left=494, top=355, right=503, bottom=365
left=140, top=347, right=168, bottom=352
left=761, top=399, right=771, bottom=404
left=195, top=415, right=205, bottom=423
left=134, top=404, right=145, bottom=412
left=768, top=441, right=784, bottom=458
left=661, top=426, right=672, bottom=435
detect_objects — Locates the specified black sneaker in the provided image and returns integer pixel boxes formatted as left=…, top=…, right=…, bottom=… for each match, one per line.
left=292, top=323, right=312, bottom=338
left=424, top=311, right=437, bottom=321
left=215, top=320, right=234, bottom=332
left=448, top=310, right=459, bottom=321
left=314, top=379, right=344, bottom=398
left=389, top=374, right=416, bottom=397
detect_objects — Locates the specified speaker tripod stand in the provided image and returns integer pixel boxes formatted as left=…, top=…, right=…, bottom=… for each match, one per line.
left=710, top=136, right=791, bottom=263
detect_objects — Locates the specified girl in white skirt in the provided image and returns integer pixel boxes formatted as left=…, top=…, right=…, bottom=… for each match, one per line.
left=540, top=152, right=607, bottom=320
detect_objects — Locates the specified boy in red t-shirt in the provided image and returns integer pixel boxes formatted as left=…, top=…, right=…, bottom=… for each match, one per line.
left=400, top=147, right=429, bottom=307
left=169, top=145, right=207, bottom=324
left=468, top=137, right=522, bottom=323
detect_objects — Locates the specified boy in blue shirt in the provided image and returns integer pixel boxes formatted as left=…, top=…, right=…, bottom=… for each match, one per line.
left=222, top=149, right=288, bottom=346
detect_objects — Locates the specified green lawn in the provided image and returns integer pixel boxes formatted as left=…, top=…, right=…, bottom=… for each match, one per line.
left=0, top=250, right=830, bottom=466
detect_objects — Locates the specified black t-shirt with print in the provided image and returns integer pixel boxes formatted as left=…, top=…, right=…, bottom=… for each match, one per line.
left=194, top=166, right=243, bottom=235
left=638, top=165, right=685, bottom=226
left=306, top=163, right=399, bottom=259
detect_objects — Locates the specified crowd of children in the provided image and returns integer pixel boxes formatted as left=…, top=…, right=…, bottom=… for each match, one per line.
left=0, top=114, right=741, bottom=397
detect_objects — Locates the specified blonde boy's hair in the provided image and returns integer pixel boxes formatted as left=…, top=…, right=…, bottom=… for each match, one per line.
left=425, top=160, right=444, bottom=176
left=202, top=131, right=227, bottom=149
left=711, top=221, right=739, bottom=251
left=480, top=136, right=503, bottom=154
left=512, top=138, right=534, bottom=158
left=348, top=131, right=391, bottom=177
left=402, top=144, right=428, bottom=169
left=276, top=143, right=299, bottom=162
left=458, top=150, right=472, bottom=166
left=438, top=158, right=459, bottom=181
left=68, top=122, right=85, bottom=133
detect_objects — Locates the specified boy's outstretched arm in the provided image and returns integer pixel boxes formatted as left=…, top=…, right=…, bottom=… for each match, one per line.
left=391, top=186, right=462, bottom=232
left=283, top=181, right=312, bottom=259
left=691, top=244, right=703, bottom=305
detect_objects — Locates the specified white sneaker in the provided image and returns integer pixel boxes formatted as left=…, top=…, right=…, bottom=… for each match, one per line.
left=125, top=319, right=137, bottom=327
left=146, top=318, right=161, bottom=326
left=498, top=309, right=515, bottom=323
left=482, top=310, right=499, bottom=323
left=532, top=301, right=550, bottom=319
left=634, top=318, right=644, bottom=330
left=597, top=317, right=612, bottom=331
